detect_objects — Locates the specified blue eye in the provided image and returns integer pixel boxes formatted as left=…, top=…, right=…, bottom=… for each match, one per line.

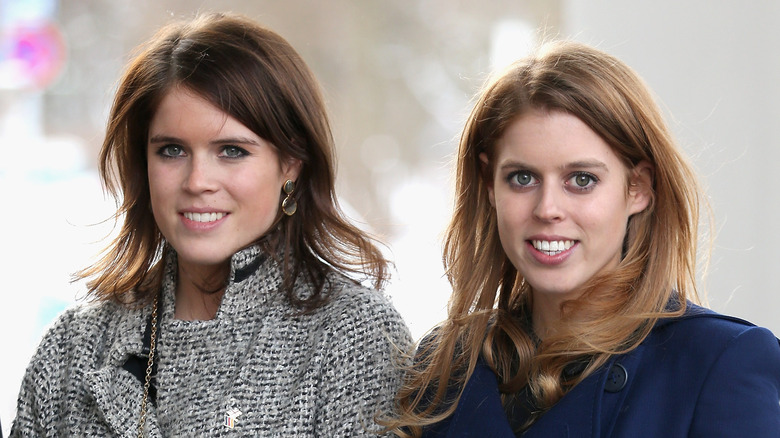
left=221, top=146, right=248, bottom=158
left=158, top=145, right=184, bottom=157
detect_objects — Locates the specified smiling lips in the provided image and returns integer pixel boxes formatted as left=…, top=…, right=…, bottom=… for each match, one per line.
left=182, top=212, right=226, bottom=223
left=531, top=239, right=576, bottom=256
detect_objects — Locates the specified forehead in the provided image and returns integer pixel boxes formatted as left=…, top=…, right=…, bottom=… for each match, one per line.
left=493, top=109, right=626, bottom=171
left=149, top=87, right=244, bottom=136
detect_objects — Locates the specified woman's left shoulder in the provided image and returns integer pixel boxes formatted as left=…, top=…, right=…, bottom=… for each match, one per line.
left=319, top=273, right=412, bottom=343
left=659, top=304, right=777, bottom=338
left=644, top=305, right=780, bottom=435
left=650, top=303, right=780, bottom=363
left=324, top=275, right=403, bottom=319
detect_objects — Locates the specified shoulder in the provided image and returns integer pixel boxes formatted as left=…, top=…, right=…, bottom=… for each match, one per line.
left=22, top=300, right=141, bottom=382
left=14, top=301, right=135, bottom=421
left=303, top=275, right=413, bottom=433
left=32, top=301, right=126, bottom=353
left=312, top=273, right=413, bottom=355
left=641, top=303, right=780, bottom=391
left=323, top=274, right=409, bottom=333
left=644, top=305, right=780, bottom=435
left=650, top=304, right=779, bottom=354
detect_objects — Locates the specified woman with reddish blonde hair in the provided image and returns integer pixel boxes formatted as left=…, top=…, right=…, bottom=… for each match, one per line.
left=11, top=12, right=411, bottom=437
left=389, top=40, right=780, bottom=436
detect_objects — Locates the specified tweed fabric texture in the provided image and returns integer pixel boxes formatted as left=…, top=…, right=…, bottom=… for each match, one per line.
left=11, top=245, right=412, bottom=437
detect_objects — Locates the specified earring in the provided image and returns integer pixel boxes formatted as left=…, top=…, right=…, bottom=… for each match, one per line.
left=281, top=180, right=297, bottom=216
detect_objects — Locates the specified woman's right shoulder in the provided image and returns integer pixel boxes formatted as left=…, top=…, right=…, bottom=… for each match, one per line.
left=12, top=301, right=143, bottom=435
left=42, top=300, right=126, bottom=339
left=26, top=300, right=132, bottom=368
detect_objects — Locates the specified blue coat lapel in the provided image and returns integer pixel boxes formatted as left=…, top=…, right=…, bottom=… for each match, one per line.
left=427, top=346, right=646, bottom=437
left=515, top=345, right=644, bottom=438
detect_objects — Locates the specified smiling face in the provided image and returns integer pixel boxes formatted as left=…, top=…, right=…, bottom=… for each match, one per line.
left=147, top=87, right=300, bottom=278
left=484, top=109, right=650, bottom=309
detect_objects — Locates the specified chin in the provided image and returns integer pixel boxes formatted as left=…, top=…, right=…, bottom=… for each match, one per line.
left=525, top=276, right=584, bottom=299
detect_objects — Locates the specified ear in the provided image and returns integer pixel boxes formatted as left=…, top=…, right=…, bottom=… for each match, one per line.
left=627, top=160, right=654, bottom=215
left=282, top=157, right=302, bottom=182
left=479, top=152, right=496, bottom=207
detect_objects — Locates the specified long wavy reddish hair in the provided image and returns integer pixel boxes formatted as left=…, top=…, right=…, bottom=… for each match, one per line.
left=388, top=40, right=705, bottom=435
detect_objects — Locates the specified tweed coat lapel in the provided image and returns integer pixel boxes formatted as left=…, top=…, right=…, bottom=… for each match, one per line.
left=83, top=303, right=164, bottom=437
left=81, top=245, right=270, bottom=436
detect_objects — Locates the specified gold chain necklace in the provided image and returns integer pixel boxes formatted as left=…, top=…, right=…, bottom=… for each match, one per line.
left=137, top=295, right=159, bottom=438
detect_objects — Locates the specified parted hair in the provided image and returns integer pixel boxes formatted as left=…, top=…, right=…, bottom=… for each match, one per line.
left=77, top=12, right=389, bottom=309
left=389, top=40, right=704, bottom=435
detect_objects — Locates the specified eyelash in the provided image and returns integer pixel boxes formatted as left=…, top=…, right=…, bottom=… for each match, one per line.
left=219, top=145, right=249, bottom=159
left=566, top=172, right=599, bottom=191
left=505, top=170, right=599, bottom=192
left=153, top=145, right=250, bottom=159
left=156, top=144, right=184, bottom=159
left=506, top=170, right=538, bottom=188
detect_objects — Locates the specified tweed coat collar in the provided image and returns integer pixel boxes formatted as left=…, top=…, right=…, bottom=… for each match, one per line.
left=83, top=244, right=272, bottom=437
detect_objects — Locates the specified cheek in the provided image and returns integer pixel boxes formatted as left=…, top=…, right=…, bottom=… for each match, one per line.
left=147, top=166, right=171, bottom=203
left=248, top=188, right=280, bottom=212
left=146, top=164, right=181, bottom=228
left=147, top=185, right=167, bottom=229
left=578, top=201, right=631, bottom=248
left=493, top=194, right=529, bottom=249
left=493, top=190, right=527, bottom=224
left=235, top=173, right=283, bottom=213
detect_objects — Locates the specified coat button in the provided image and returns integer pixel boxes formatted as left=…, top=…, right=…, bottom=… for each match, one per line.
left=604, top=363, right=628, bottom=393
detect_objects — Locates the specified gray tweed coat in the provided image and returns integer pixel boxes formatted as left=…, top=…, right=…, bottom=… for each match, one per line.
left=10, top=245, right=412, bottom=437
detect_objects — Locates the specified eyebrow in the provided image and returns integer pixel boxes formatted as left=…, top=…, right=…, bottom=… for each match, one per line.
left=564, top=160, right=609, bottom=172
left=498, top=159, right=609, bottom=173
left=147, top=134, right=263, bottom=146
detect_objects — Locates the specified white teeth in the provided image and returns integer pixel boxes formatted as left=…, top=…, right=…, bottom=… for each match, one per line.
left=184, top=212, right=225, bottom=222
left=532, top=240, right=574, bottom=255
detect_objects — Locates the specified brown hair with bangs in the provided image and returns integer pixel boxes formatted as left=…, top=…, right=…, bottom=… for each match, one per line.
left=76, top=12, right=389, bottom=309
left=388, top=40, right=705, bottom=435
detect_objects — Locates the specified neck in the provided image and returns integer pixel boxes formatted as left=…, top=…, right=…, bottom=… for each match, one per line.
left=531, top=292, right=565, bottom=341
left=174, top=262, right=229, bottom=321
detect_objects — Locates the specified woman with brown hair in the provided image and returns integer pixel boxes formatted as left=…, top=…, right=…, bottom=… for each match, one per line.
left=389, top=41, right=780, bottom=436
left=11, top=12, right=411, bottom=437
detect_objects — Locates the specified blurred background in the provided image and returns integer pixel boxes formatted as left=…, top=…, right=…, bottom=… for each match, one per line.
left=2, top=0, right=779, bottom=430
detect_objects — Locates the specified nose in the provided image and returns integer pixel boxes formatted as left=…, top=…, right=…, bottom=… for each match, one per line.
left=533, top=184, right=565, bottom=222
left=182, top=155, right=218, bottom=193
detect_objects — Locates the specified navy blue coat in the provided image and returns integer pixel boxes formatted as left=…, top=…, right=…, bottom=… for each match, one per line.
left=423, top=306, right=780, bottom=437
